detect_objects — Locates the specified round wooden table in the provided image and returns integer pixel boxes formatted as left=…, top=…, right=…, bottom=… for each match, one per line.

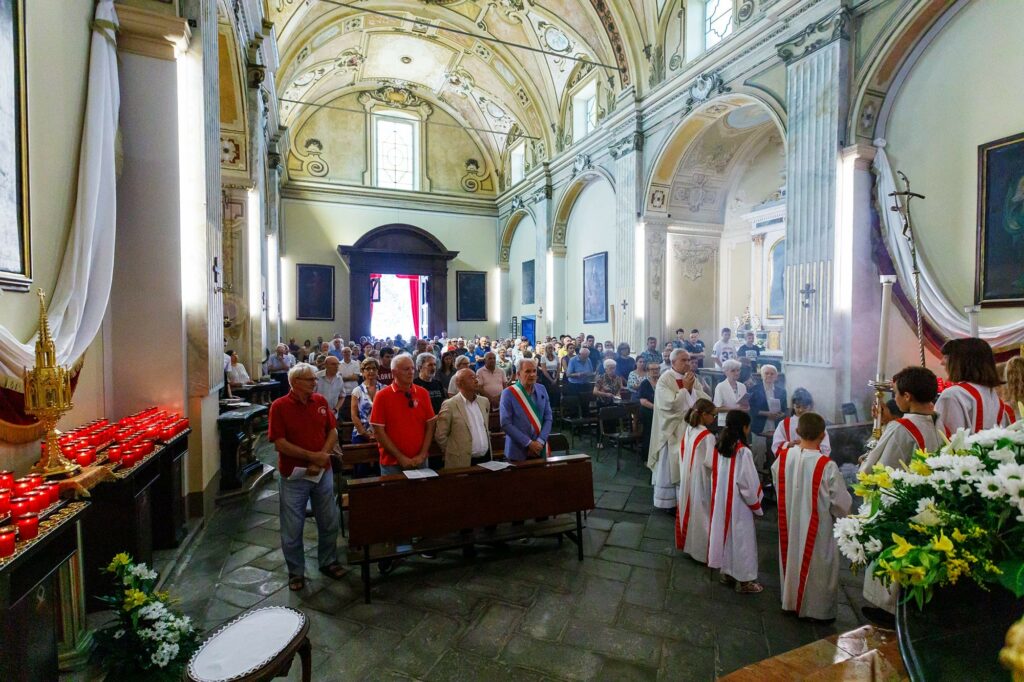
left=187, top=606, right=311, bottom=682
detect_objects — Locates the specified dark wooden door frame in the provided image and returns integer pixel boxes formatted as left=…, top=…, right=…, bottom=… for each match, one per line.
left=338, top=224, right=458, bottom=339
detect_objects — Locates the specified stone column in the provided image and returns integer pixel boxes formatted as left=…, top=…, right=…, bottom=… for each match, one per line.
left=549, top=246, right=567, bottom=335
left=610, top=129, right=644, bottom=349
left=497, top=265, right=512, bottom=337
left=532, top=189, right=551, bottom=341
left=750, top=233, right=766, bottom=318
left=777, top=6, right=851, bottom=419
left=640, top=218, right=668, bottom=343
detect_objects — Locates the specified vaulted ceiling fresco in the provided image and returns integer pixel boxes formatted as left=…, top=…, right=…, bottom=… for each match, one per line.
left=267, top=0, right=654, bottom=168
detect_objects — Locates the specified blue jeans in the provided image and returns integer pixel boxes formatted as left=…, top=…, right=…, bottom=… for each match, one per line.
left=380, top=460, right=428, bottom=476
left=279, top=471, right=339, bottom=577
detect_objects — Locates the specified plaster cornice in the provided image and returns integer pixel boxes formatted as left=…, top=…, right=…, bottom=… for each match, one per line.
left=282, top=180, right=498, bottom=217
left=116, top=4, right=191, bottom=61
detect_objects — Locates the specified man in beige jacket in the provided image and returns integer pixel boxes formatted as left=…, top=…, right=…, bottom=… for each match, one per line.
left=435, top=368, right=493, bottom=469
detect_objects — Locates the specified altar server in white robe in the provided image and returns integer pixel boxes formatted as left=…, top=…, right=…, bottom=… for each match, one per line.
left=772, top=413, right=852, bottom=620
left=676, top=399, right=718, bottom=563
left=859, top=367, right=943, bottom=623
left=647, top=349, right=709, bottom=509
left=771, top=388, right=832, bottom=457
left=861, top=367, right=944, bottom=472
left=707, top=410, right=764, bottom=593
left=935, top=338, right=1016, bottom=436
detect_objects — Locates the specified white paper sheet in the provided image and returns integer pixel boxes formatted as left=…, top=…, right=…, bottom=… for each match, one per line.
left=287, top=466, right=324, bottom=484
left=765, top=397, right=781, bottom=434
left=403, top=468, right=438, bottom=479
left=477, top=460, right=513, bottom=471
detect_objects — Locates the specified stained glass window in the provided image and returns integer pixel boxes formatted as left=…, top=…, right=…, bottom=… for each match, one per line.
left=374, top=114, right=417, bottom=190
left=572, top=80, right=598, bottom=142
left=705, top=0, right=733, bottom=49
left=509, top=140, right=526, bottom=185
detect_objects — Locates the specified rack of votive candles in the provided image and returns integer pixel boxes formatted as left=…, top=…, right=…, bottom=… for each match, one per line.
left=0, top=475, right=63, bottom=558
left=118, top=407, right=189, bottom=444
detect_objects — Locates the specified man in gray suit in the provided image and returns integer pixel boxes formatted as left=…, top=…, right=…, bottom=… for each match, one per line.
left=434, top=368, right=492, bottom=469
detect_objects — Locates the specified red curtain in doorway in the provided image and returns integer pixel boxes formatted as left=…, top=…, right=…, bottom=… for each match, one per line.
left=395, top=274, right=420, bottom=336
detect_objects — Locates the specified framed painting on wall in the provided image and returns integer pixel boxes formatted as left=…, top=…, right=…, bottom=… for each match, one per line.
left=0, top=0, right=29, bottom=291
left=583, top=251, right=608, bottom=324
left=976, top=131, right=1024, bottom=306
left=456, top=270, right=487, bottom=321
left=521, top=259, right=535, bottom=305
left=296, top=264, right=334, bottom=320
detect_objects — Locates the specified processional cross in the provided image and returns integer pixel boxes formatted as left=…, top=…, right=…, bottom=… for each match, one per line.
left=889, top=171, right=927, bottom=367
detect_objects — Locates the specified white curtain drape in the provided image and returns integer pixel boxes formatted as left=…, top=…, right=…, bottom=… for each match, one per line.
left=872, top=140, right=1024, bottom=347
left=0, top=1, right=119, bottom=380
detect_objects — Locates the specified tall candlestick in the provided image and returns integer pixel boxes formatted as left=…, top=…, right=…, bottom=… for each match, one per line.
left=964, top=305, right=980, bottom=338
left=877, top=276, right=898, bottom=381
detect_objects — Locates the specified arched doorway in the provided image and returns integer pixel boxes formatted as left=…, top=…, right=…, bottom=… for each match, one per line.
left=338, top=224, right=458, bottom=338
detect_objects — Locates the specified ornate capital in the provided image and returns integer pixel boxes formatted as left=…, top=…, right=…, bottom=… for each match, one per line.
left=609, top=131, right=644, bottom=160
left=510, top=195, right=525, bottom=211
left=776, top=8, right=850, bottom=64
left=672, top=239, right=719, bottom=282
left=571, top=153, right=593, bottom=177
left=116, top=4, right=190, bottom=61
left=681, top=72, right=730, bottom=116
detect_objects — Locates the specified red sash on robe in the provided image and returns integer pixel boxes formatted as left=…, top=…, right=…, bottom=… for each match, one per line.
left=676, top=429, right=712, bottom=549
left=777, top=449, right=831, bottom=614
left=896, top=418, right=926, bottom=451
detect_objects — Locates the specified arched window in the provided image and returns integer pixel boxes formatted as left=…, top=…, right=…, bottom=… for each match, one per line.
left=704, top=0, right=734, bottom=49
left=372, top=110, right=420, bottom=191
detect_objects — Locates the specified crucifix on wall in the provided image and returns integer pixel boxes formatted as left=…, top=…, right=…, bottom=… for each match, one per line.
left=799, top=282, right=816, bottom=308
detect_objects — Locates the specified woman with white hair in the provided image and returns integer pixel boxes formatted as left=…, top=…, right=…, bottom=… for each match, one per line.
left=448, top=354, right=472, bottom=397
left=713, top=359, right=749, bottom=426
left=594, top=358, right=625, bottom=446
left=747, top=363, right=787, bottom=470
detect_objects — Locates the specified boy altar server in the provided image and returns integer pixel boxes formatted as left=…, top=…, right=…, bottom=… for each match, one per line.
left=708, top=410, right=765, bottom=593
left=860, top=366, right=943, bottom=472
left=772, top=412, right=852, bottom=621
left=772, top=388, right=831, bottom=457
left=676, top=399, right=718, bottom=563
left=647, top=349, right=709, bottom=509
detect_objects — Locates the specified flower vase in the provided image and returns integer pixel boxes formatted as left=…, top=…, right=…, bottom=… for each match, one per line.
left=896, top=581, right=1024, bottom=681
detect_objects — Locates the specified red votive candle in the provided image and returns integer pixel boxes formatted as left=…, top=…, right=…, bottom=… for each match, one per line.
left=41, top=483, right=60, bottom=506
left=0, top=527, right=15, bottom=557
left=106, top=446, right=122, bottom=463
left=9, top=497, right=30, bottom=519
left=26, top=473, right=43, bottom=489
left=13, top=478, right=33, bottom=496
left=0, top=471, right=14, bottom=490
left=24, top=491, right=46, bottom=514
left=15, top=513, right=39, bottom=541
left=0, top=489, right=9, bottom=516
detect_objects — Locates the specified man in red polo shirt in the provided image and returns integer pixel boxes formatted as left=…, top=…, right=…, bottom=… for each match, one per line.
left=370, top=353, right=436, bottom=475
left=268, top=363, right=344, bottom=592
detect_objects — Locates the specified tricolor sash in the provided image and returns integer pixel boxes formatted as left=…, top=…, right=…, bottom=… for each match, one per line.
left=509, top=382, right=550, bottom=454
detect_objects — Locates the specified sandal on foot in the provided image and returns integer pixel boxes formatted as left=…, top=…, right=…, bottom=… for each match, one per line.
left=319, top=562, right=345, bottom=580
left=288, top=575, right=305, bottom=591
left=736, top=581, right=764, bottom=594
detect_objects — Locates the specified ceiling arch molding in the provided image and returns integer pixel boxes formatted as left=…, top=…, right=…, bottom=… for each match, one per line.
left=550, top=167, right=616, bottom=250
left=849, top=0, right=966, bottom=144
left=643, top=92, right=786, bottom=215
left=498, top=207, right=538, bottom=270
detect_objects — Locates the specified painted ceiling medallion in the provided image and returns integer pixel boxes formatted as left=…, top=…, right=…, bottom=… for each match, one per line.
left=400, top=56, right=413, bottom=64
left=542, top=25, right=571, bottom=53
left=368, top=82, right=423, bottom=109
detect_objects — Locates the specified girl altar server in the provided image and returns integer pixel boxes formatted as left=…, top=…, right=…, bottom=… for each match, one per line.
left=707, top=410, right=764, bottom=594
left=772, top=388, right=832, bottom=457
left=936, top=338, right=1016, bottom=435
left=676, top=399, right=718, bottom=563
left=772, top=413, right=852, bottom=621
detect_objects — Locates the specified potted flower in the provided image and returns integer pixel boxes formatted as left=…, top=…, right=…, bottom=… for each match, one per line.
left=836, top=424, right=1024, bottom=679
left=92, top=552, right=202, bottom=681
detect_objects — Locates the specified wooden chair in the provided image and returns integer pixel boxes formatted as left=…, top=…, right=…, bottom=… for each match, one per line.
left=488, top=410, right=502, bottom=433
left=558, top=394, right=596, bottom=447
left=547, top=432, right=571, bottom=456
left=598, top=404, right=643, bottom=470
left=490, top=431, right=506, bottom=459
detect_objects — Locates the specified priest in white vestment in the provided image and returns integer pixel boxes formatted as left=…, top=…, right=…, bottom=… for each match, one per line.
left=676, top=399, right=718, bottom=563
left=772, top=413, right=852, bottom=620
left=707, top=411, right=764, bottom=592
left=646, top=349, right=708, bottom=509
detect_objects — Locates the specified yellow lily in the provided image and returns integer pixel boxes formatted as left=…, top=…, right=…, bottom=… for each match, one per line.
left=951, top=528, right=967, bottom=543
left=903, top=565, right=927, bottom=584
left=931, top=533, right=954, bottom=557
left=892, top=533, right=915, bottom=558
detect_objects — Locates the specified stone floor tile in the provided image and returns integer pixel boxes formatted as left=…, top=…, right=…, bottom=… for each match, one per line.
left=606, top=522, right=644, bottom=550
left=399, top=585, right=482, bottom=618
left=578, top=557, right=632, bottom=582
left=716, top=624, right=770, bottom=677
left=594, top=657, right=660, bottom=681
left=598, top=545, right=671, bottom=572
left=426, top=650, right=548, bottom=682
left=220, top=543, right=273, bottom=575
left=561, top=619, right=663, bottom=668
left=595, top=491, right=629, bottom=511
left=214, top=584, right=266, bottom=609
left=617, top=602, right=714, bottom=648
left=221, top=565, right=275, bottom=587
left=234, top=525, right=283, bottom=549
left=457, top=602, right=524, bottom=657
left=201, top=597, right=245, bottom=627
left=520, top=590, right=572, bottom=641
left=658, top=639, right=716, bottom=682
left=571, top=575, right=626, bottom=624
left=306, top=626, right=403, bottom=679
left=501, top=634, right=604, bottom=681
left=761, top=610, right=822, bottom=656
left=340, top=601, right=429, bottom=632
left=459, top=574, right=538, bottom=605
left=583, top=527, right=608, bottom=557
left=388, top=612, right=463, bottom=678
left=623, top=566, right=669, bottom=609
left=249, top=547, right=286, bottom=571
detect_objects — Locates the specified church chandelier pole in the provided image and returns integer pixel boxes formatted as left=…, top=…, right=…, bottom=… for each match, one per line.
left=277, top=97, right=540, bottom=139
left=316, top=0, right=624, bottom=76
left=889, top=170, right=927, bottom=367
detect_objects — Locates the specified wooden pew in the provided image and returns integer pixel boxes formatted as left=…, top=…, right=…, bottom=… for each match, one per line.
left=346, top=454, right=595, bottom=602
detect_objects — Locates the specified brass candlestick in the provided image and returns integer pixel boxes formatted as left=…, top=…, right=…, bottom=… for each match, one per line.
left=25, top=290, right=79, bottom=478
left=865, top=378, right=893, bottom=450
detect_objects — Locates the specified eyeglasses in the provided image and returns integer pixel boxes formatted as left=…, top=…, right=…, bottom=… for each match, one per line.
left=404, top=391, right=414, bottom=409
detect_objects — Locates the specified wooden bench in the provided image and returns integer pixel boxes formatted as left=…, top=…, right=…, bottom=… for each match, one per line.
left=346, top=454, right=595, bottom=602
